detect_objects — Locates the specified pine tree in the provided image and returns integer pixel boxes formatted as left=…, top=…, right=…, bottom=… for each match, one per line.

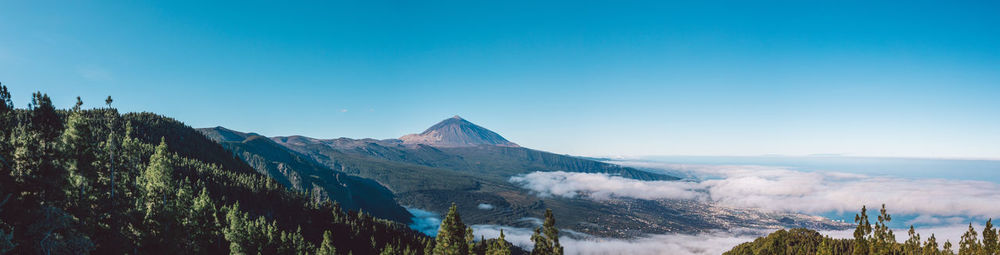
left=925, top=234, right=940, bottom=255
left=318, top=230, right=336, bottom=255
left=188, top=188, right=221, bottom=254
left=28, top=92, right=62, bottom=141
left=466, top=226, right=475, bottom=255
left=144, top=138, right=175, bottom=215
left=817, top=238, right=833, bottom=255
left=984, top=219, right=998, bottom=255
left=434, top=203, right=468, bottom=255
left=424, top=239, right=435, bottom=255
left=853, top=205, right=872, bottom=255
left=60, top=100, right=101, bottom=235
left=380, top=244, right=398, bottom=255
left=531, top=209, right=563, bottom=255
left=905, top=225, right=922, bottom=255
left=486, top=229, right=512, bottom=255
left=141, top=138, right=180, bottom=252
left=0, top=83, right=13, bottom=156
left=872, top=204, right=896, bottom=254
left=959, top=223, right=981, bottom=255
left=944, top=240, right=955, bottom=255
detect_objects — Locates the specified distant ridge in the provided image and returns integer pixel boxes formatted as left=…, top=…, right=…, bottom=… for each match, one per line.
left=399, top=115, right=519, bottom=147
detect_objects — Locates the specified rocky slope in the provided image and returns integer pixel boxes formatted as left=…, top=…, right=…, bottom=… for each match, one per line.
left=399, top=115, right=519, bottom=147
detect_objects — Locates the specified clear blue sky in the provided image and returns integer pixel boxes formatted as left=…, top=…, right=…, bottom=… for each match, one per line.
left=2, top=1, right=998, bottom=159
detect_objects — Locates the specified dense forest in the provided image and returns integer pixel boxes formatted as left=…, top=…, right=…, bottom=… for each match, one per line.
left=0, top=85, right=562, bottom=255
left=725, top=204, right=999, bottom=255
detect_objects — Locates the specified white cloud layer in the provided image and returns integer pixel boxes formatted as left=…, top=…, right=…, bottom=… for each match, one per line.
left=510, top=163, right=1000, bottom=218
left=471, top=223, right=978, bottom=255
left=472, top=224, right=757, bottom=255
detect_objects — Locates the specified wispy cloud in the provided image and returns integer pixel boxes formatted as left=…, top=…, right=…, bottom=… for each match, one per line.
left=510, top=163, right=1000, bottom=218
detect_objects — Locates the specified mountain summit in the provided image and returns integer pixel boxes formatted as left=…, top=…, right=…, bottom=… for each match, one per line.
left=399, top=115, right=519, bottom=147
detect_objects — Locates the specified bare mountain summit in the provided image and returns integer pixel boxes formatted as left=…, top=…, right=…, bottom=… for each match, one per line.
left=399, top=115, right=519, bottom=147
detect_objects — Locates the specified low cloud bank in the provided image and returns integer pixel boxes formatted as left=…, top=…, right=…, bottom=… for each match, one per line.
left=471, top=223, right=977, bottom=255
left=472, top=224, right=757, bottom=255
left=509, top=171, right=704, bottom=201
left=510, top=163, right=1000, bottom=218
left=406, top=207, right=442, bottom=236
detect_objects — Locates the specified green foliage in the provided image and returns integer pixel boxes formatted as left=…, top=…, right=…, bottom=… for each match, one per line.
left=0, top=90, right=436, bottom=255
left=725, top=205, right=999, bottom=255
left=318, top=230, right=336, bottom=255
left=724, top=228, right=842, bottom=255
left=983, top=219, right=998, bottom=255
left=959, top=223, right=981, bottom=255
left=872, top=204, right=896, bottom=254
left=905, top=225, right=922, bottom=255
left=530, top=209, right=563, bottom=255
left=434, top=203, right=469, bottom=255
left=486, top=229, right=512, bottom=255
left=924, top=234, right=940, bottom=255
left=853, top=205, right=872, bottom=255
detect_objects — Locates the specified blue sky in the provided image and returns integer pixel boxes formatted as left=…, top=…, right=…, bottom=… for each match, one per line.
left=1, top=1, right=998, bottom=159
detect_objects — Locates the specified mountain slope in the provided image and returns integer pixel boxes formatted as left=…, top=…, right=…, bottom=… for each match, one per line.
left=0, top=102, right=431, bottom=254
left=264, top=116, right=850, bottom=238
left=399, top=116, right=519, bottom=147
left=197, top=126, right=413, bottom=223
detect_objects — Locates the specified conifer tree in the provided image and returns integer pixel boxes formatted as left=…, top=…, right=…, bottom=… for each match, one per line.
left=0, top=83, right=13, bottom=155
left=959, top=223, right=981, bottom=255
left=466, top=226, right=475, bottom=255
left=872, top=204, right=896, bottom=254
left=61, top=99, right=101, bottom=232
left=925, top=234, right=940, bottom=255
left=434, top=203, right=468, bottom=255
left=29, top=92, right=61, bottom=141
left=318, top=230, right=336, bottom=255
left=905, top=225, right=922, bottom=255
left=424, top=239, right=435, bottom=255
left=188, top=188, right=221, bottom=253
left=531, top=209, right=563, bottom=255
left=141, top=138, right=181, bottom=252
left=486, top=229, right=512, bottom=255
left=984, top=219, right=998, bottom=255
left=144, top=138, right=174, bottom=212
left=816, top=238, right=833, bottom=255
left=944, top=240, right=955, bottom=255
left=853, top=205, right=872, bottom=255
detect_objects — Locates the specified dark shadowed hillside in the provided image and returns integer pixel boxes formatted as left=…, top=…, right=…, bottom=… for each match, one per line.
left=197, top=126, right=413, bottom=222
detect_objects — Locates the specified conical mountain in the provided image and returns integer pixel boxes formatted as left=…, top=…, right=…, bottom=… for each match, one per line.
left=399, top=115, right=519, bottom=147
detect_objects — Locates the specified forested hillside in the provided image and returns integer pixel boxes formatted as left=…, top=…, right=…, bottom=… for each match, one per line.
left=0, top=86, right=565, bottom=255
left=724, top=205, right=1000, bottom=255
left=197, top=126, right=412, bottom=222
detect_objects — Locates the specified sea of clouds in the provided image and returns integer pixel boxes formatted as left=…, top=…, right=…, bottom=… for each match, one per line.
left=510, top=162, right=1000, bottom=219
left=466, top=220, right=979, bottom=255
left=409, top=160, right=999, bottom=254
